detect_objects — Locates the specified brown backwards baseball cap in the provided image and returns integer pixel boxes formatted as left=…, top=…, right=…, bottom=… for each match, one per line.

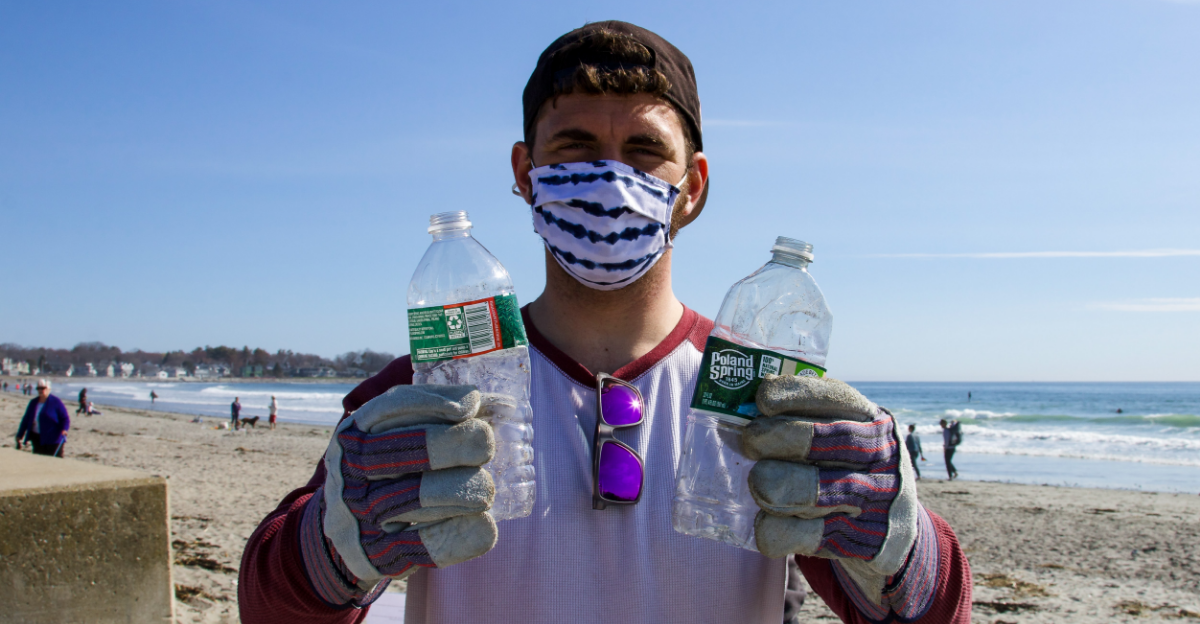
left=522, top=21, right=703, bottom=152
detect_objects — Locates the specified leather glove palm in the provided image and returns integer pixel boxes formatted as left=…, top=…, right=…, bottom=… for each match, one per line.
left=300, top=385, right=498, bottom=606
left=744, top=375, right=933, bottom=612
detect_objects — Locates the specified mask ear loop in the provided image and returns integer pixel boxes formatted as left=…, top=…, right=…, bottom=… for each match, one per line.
left=513, top=156, right=539, bottom=196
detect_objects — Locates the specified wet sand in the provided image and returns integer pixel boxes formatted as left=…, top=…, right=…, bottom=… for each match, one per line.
left=2, top=391, right=1197, bottom=623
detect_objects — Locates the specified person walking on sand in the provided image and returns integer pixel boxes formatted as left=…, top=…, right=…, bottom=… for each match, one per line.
left=231, top=397, right=242, bottom=431
left=15, top=379, right=69, bottom=457
left=268, top=395, right=278, bottom=430
left=239, top=22, right=972, bottom=624
left=150, top=390, right=158, bottom=405
left=941, top=418, right=961, bottom=480
left=906, top=424, right=926, bottom=479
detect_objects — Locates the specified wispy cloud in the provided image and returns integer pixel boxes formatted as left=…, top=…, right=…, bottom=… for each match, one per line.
left=1089, top=298, right=1200, bottom=312
left=872, top=249, right=1200, bottom=259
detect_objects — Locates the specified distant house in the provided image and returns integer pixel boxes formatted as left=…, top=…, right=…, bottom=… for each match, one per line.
left=75, top=362, right=97, bottom=377
left=1, top=358, right=32, bottom=376
left=295, top=366, right=337, bottom=378
left=240, top=364, right=264, bottom=378
left=159, top=366, right=186, bottom=379
left=100, top=363, right=115, bottom=377
left=118, top=362, right=135, bottom=378
left=193, top=364, right=231, bottom=380
left=193, top=364, right=223, bottom=380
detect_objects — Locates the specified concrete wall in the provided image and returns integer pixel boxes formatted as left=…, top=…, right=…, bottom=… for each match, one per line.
left=0, top=449, right=174, bottom=623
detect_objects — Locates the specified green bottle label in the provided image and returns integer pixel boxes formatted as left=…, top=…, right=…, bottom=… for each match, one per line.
left=690, top=336, right=825, bottom=425
left=408, top=294, right=528, bottom=363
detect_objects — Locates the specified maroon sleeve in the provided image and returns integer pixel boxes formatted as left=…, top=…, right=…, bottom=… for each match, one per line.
left=238, top=357, right=415, bottom=624
left=796, top=510, right=972, bottom=624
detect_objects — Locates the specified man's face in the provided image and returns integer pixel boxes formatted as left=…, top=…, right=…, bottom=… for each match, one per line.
left=512, top=93, right=708, bottom=224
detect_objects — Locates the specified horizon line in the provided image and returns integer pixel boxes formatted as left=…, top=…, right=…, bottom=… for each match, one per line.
left=868, top=249, right=1200, bottom=259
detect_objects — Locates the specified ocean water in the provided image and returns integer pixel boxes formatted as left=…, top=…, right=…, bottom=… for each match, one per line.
left=41, top=380, right=1200, bottom=493
left=854, top=382, right=1200, bottom=493
left=50, top=380, right=355, bottom=426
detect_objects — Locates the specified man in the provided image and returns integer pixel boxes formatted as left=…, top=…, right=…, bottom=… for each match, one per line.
left=239, top=22, right=971, bottom=624
left=15, top=379, right=69, bottom=457
left=231, top=397, right=242, bottom=431
left=940, top=419, right=960, bottom=480
left=905, top=424, right=925, bottom=479
left=269, top=395, right=278, bottom=430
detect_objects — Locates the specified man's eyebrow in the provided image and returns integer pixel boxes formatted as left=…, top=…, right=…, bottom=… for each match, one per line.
left=625, top=133, right=668, bottom=148
left=546, top=128, right=598, bottom=143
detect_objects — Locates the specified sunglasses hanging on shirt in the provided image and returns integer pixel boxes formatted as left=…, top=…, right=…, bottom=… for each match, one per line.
left=592, top=373, right=646, bottom=510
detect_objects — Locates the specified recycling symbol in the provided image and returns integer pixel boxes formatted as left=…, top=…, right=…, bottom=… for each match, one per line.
left=446, top=312, right=464, bottom=331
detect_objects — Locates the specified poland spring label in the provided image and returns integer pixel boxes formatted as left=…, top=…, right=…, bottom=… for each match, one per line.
left=690, top=336, right=825, bottom=425
left=408, top=294, right=528, bottom=363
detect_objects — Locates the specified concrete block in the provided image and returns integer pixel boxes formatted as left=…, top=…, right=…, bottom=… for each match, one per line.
left=0, top=449, right=174, bottom=623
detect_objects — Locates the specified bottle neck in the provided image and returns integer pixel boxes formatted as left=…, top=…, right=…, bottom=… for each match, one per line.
left=431, top=226, right=472, bottom=242
left=769, top=251, right=811, bottom=270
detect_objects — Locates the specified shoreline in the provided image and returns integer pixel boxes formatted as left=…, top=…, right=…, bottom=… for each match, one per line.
left=6, top=376, right=367, bottom=385
left=3, top=392, right=1198, bottom=623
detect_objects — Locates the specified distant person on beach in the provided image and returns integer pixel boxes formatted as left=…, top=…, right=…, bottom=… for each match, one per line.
left=76, top=388, right=89, bottom=416
left=906, top=424, right=926, bottom=479
left=968, top=391, right=971, bottom=402
left=150, top=390, right=158, bottom=405
left=268, top=396, right=278, bottom=430
left=941, top=418, right=962, bottom=480
left=15, top=379, right=69, bottom=457
left=231, top=397, right=241, bottom=431
left=240, top=22, right=972, bottom=624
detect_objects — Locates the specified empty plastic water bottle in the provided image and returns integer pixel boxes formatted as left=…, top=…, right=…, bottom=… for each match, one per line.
left=407, top=211, right=535, bottom=521
left=672, top=237, right=833, bottom=550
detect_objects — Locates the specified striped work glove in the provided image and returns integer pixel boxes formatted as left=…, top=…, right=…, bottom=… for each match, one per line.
left=299, top=385, right=498, bottom=607
left=743, top=375, right=939, bottom=620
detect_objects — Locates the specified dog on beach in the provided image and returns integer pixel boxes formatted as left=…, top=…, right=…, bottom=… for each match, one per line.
left=239, top=416, right=260, bottom=429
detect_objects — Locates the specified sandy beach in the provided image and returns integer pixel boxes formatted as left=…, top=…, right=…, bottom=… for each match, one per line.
left=2, top=391, right=1197, bottom=623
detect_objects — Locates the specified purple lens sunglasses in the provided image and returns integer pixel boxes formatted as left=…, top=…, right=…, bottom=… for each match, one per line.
left=592, top=373, right=646, bottom=510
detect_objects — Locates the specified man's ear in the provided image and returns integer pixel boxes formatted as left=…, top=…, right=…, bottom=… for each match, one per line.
left=674, top=151, right=709, bottom=229
left=511, top=142, right=535, bottom=205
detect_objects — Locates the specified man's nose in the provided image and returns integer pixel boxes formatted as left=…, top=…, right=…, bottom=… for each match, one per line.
left=595, top=142, right=625, bottom=164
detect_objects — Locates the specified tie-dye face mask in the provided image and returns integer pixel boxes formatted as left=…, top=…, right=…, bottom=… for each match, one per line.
left=528, top=160, right=684, bottom=291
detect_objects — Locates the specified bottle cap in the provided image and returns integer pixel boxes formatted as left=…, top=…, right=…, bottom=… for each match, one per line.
left=429, top=211, right=472, bottom=233
left=772, top=237, right=814, bottom=262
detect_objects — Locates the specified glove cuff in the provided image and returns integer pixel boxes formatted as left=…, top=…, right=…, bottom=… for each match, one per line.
left=299, top=489, right=390, bottom=608
left=831, top=505, right=939, bottom=622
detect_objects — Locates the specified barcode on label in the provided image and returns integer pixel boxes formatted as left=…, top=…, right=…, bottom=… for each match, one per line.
left=464, top=302, right=496, bottom=354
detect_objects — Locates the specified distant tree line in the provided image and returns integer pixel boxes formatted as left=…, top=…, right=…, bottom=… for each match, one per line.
left=0, top=342, right=397, bottom=378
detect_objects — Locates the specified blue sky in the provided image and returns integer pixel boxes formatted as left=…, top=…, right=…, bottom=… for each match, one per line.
left=2, top=0, right=1197, bottom=381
